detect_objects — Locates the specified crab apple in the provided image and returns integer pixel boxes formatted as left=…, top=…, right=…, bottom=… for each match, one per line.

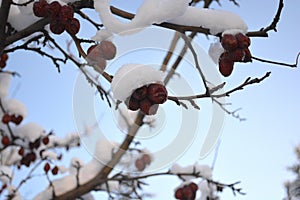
left=52, top=166, right=59, bottom=175
left=42, top=136, right=49, bottom=145
left=221, top=34, right=238, bottom=51
left=47, top=1, right=61, bottom=19
left=135, top=158, right=146, bottom=171
left=126, top=97, right=140, bottom=111
left=175, top=188, right=184, bottom=199
left=132, top=85, right=148, bottom=100
left=44, top=162, right=51, bottom=173
left=50, top=19, right=65, bottom=35
left=219, top=58, right=234, bottom=77
left=182, top=186, right=194, bottom=199
left=1, top=135, right=10, bottom=146
left=235, top=33, right=251, bottom=48
left=228, top=48, right=245, bottom=62
left=147, top=83, right=168, bottom=104
left=139, top=99, right=159, bottom=115
left=33, top=0, right=49, bottom=17
left=65, top=18, right=80, bottom=35
left=243, top=48, right=252, bottom=62
left=141, top=154, right=152, bottom=165
left=18, top=147, right=24, bottom=156
left=59, top=5, right=74, bottom=25
left=11, top=115, right=23, bottom=125
left=1, top=54, right=8, bottom=62
left=27, top=152, right=37, bottom=162
left=2, top=113, right=11, bottom=124
left=99, top=40, right=117, bottom=60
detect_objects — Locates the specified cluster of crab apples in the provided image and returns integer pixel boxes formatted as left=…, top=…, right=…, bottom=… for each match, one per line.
left=175, top=182, right=198, bottom=200
left=219, top=33, right=252, bottom=77
left=33, top=0, right=80, bottom=35
left=86, top=41, right=117, bottom=71
left=125, top=83, right=168, bottom=115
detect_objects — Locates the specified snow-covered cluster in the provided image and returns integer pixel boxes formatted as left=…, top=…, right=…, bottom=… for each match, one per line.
left=111, top=64, right=165, bottom=101
left=92, top=0, right=247, bottom=40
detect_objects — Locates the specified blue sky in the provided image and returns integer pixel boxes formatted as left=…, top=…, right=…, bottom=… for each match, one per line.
left=6, top=0, right=300, bottom=199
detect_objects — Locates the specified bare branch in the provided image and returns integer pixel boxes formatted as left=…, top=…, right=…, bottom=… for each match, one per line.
left=252, top=52, right=299, bottom=68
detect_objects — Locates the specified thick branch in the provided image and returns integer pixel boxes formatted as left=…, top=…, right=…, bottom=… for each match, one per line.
left=54, top=112, right=145, bottom=200
left=0, top=0, right=12, bottom=53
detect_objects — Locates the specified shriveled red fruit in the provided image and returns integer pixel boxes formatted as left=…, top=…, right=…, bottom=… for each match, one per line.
left=47, top=1, right=61, bottom=19
left=20, top=156, right=31, bottom=167
left=243, top=48, right=252, bottom=62
left=127, top=97, right=140, bottom=111
left=44, top=162, right=51, bottom=173
left=132, top=86, right=148, bottom=100
left=99, top=40, right=117, bottom=60
left=235, top=33, right=251, bottom=48
left=18, top=147, right=24, bottom=156
left=221, top=34, right=238, bottom=51
left=135, top=158, right=146, bottom=171
left=27, top=152, right=37, bottom=162
left=11, top=115, right=23, bottom=125
left=228, top=48, right=245, bottom=62
left=59, top=5, right=74, bottom=25
left=175, top=188, right=184, bottom=199
left=1, top=54, right=8, bottom=62
left=219, top=58, right=234, bottom=77
left=2, top=113, right=11, bottom=124
left=52, top=166, right=59, bottom=175
left=182, top=186, right=194, bottom=199
left=65, top=18, right=80, bottom=35
left=141, top=154, right=151, bottom=165
left=147, top=83, right=168, bottom=104
left=33, top=0, right=49, bottom=17
left=1, top=135, right=10, bottom=146
left=50, top=19, right=65, bottom=35
left=42, top=136, right=49, bottom=145
left=189, top=182, right=198, bottom=192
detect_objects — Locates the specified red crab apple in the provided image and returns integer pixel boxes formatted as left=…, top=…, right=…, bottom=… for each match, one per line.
left=141, top=154, right=152, bottom=165
left=221, top=34, right=238, bottom=51
left=42, top=136, right=50, bottom=145
left=33, top=0, right=49, bottom=17
left=1, top=135, right=10, bottom=146
left=99, top=40, right=117, bottom=60
left=147, top=83, right=168, bottom=104
left=87, top=45, right=107, bottom=71
left=243, top=48, right=252, bottom=62
left=47, top=1, right=61, bottom=19
left=52, top=166, right=59, bottom=175
left=1, top=54, right=8, bottom=62
left=50, top=19, right=65, bottom=35
left=175, top=188, right=184, bottom=199
left=59, top=5, right=74, bottom=25
left=219, top=58, right=234, bottom=77
left=235, top=33, right=251, bottom=48
left=2, top=113, right=11, bottom=124
left=189, top=182, right=198, bottom=192
left=127, top=97, right=140, bottom=111
left=135, top=158, right=146, bottom=171
left=66, top=18, right=80, bottom=35
left=44, top=162, right=51, bottom=173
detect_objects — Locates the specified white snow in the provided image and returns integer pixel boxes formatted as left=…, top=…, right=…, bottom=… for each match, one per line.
left=0, top=165, right=13, bottom=183
left=92, top=0, right=189, bottom=40
left=1, top=147, right=22, bottom=166
left=168, top=7, right=248, bottom=35
left=14, top=122, right=45, bottom=142
left=208, top=39, right=224, bottom=64
left=170, top=163, right=212, bottom=180
left=8, top=4, right=40, bottom=31
left=40, top=150, right=59, bottom=160
left=3, top=98, right=27, bottom=117
left=111, top=64, right=165, bottom=101
left=0, top=73, right=11, bottom=98
left=93, top=138, right=119, bottom=164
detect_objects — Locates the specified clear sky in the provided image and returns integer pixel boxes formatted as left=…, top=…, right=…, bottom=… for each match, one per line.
left=6, top=0, right=300, bottom=199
